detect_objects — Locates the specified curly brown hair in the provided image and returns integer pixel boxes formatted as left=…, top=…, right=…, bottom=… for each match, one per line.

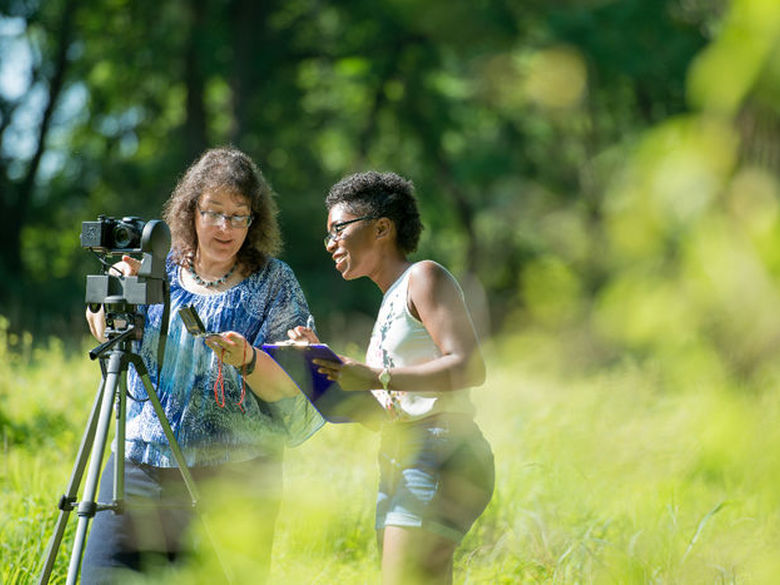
left=162, top=147, right=281, bottom=274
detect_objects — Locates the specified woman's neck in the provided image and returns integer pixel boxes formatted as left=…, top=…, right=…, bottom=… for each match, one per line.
left=189, top=256, right=237, bottom=288
left=372, top=256, right=412, bottom=294
left=192, top=254, right=237, bottom=280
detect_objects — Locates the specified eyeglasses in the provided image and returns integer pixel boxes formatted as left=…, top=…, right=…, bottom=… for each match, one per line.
left=197, top=205, right=254, bottom=229
left=323, top=216, right=376, bottom=246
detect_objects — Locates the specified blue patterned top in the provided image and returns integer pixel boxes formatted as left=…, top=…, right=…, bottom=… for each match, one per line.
left=124, top=256, right=324, bottom=467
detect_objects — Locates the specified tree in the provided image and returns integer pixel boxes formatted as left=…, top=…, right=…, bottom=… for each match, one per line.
left=2, top=0, right=752, bottom=351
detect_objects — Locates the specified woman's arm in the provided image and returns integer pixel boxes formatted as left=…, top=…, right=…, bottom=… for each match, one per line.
left=86, top=305, right=108, bottom=343
left=314, top=261, right=486, bottom=393
left=205, top=333, right=299, bottom=402
left=400, top=260, right=485, bottom=390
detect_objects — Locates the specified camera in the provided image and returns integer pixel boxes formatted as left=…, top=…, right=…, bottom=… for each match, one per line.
left=80, top=215, right=146, bottom=252
left=81, top=215, right=171, bottom=307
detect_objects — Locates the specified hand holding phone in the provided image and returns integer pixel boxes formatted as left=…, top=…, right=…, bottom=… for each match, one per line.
left=178, top=305, right=218, bottom=338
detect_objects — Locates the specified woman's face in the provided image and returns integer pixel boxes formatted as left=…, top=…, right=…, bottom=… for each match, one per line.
left=194, top=188, right=252, bottom=267
left=324, top=202, right=378, bottom=280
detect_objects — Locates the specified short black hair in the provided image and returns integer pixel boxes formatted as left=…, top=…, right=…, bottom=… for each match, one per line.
left=326, top=171, right=423, bottom=254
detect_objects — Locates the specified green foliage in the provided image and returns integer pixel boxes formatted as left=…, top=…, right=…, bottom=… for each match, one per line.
left=3, top=331, right=780, bottom=583
left=0, top=320, right=99, bottom=584
left=2, top=0, right=746, bottom=345
left=2, top=5, right=780, bottom=579
left=2, top=2, right=780, bottom=579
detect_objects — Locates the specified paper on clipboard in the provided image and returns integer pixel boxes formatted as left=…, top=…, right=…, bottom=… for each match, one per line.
left=261, top=342, right=386, bottom=426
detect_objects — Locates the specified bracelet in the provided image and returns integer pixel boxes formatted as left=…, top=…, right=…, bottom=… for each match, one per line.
left=243, top=346, right=258, bottom=375
left=378, top=367, right=391, bottom=391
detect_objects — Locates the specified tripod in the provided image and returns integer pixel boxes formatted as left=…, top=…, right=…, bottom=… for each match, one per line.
left=37, top=307, right=230, bottom=584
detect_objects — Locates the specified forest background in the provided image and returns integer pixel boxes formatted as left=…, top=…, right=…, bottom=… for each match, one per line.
left=2, top=0, right=780, bottom=583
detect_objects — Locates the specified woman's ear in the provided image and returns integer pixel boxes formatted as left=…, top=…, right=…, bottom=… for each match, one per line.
left=375, top=217, right=394, bottom=240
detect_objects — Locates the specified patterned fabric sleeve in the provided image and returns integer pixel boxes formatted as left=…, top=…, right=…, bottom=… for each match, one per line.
left=254, top=260, right=325, bottom=445
left=125, top=256, right=325, bottom=466
left=268, top=395, right=325, bottom=447
left=258, top=261, right=311, bottom=343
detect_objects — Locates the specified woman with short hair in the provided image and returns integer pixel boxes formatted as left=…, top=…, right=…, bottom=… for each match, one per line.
left=290, top=170, right=494, bottom=585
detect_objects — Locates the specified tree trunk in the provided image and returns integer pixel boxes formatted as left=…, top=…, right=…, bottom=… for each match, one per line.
left=184, top=0, right=208, bottom=162
left=229, top=0, right=268, bottom=145
left=0, top=0, right=75, bottom=286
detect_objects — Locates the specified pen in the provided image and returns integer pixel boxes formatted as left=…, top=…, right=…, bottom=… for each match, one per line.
left=306, top=314, right=315, bottom=330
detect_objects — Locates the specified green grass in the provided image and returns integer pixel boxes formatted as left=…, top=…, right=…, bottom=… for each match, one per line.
left=2, top=324, right=779, bottom=584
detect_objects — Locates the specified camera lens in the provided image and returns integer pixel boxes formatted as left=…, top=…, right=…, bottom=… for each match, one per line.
left=111, top=218, right=144, bottom=249
left=112, top=224, right=135, bottom=248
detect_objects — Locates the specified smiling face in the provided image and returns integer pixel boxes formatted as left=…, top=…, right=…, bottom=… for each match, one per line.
left=325, top=202, right=379, bottom=280
left=195, top=188, right=252, bottom=270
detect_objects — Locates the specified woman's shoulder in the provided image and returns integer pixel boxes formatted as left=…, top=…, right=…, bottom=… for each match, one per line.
left=251, top=257, right=297, bottom=280
left=408, top=260, right=463, bottom=298
left=409, top=260, right=455, bottom=283
left=243, top=257, right=302, bottom=292
left=240, top=257, right=309, bottom=325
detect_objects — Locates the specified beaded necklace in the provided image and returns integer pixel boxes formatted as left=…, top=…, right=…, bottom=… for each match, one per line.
left=188, top=258, right=238, bottom=288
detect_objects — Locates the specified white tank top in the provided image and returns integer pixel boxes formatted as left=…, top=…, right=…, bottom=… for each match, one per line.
left=366, top=262, right=475, bottom=421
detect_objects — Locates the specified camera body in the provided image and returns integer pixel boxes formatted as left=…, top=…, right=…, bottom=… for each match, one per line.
left=81, top=216, right=171, bottom=307
left=80, top=215, right=147, bottom=252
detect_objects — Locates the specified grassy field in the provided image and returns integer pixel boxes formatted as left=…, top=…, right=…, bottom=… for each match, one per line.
left=2, top=322, right=779, bottom=584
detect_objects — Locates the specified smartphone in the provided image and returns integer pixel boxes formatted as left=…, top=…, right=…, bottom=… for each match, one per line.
left=178, top=305, right=219, bottom=338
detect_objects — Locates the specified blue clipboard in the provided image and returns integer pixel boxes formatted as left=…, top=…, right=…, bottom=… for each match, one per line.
left=261, top=343, right=386, bottom=426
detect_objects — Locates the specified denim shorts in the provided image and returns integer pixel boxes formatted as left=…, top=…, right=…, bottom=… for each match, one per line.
left=376, top=414, right=495, bottom=542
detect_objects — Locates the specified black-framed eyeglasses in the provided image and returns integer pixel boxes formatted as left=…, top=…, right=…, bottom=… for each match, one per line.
left=197, top=205, right=254, bottom=229
left=323, top=215, right=376, bottom=246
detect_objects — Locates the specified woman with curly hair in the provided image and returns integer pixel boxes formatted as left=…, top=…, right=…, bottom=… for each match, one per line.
left=83, top=147, right=323, bottom=583
left=289, top=170, right=494, bottom=585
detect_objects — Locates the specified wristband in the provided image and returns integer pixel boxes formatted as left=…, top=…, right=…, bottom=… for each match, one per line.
left=243, top=346, right=258, bottom=375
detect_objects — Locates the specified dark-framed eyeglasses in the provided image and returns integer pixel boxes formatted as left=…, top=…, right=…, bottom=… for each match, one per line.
left=323, top=215, right=376, bottom=246
left=197, top=205, right=254, bottom=229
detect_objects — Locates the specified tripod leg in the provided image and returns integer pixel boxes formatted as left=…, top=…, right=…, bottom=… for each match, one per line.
left=65, top=351, right=125, bottom=585
left=37, top=374, right=108, bottom=585
left=114, top=371, right=127, bottom=507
